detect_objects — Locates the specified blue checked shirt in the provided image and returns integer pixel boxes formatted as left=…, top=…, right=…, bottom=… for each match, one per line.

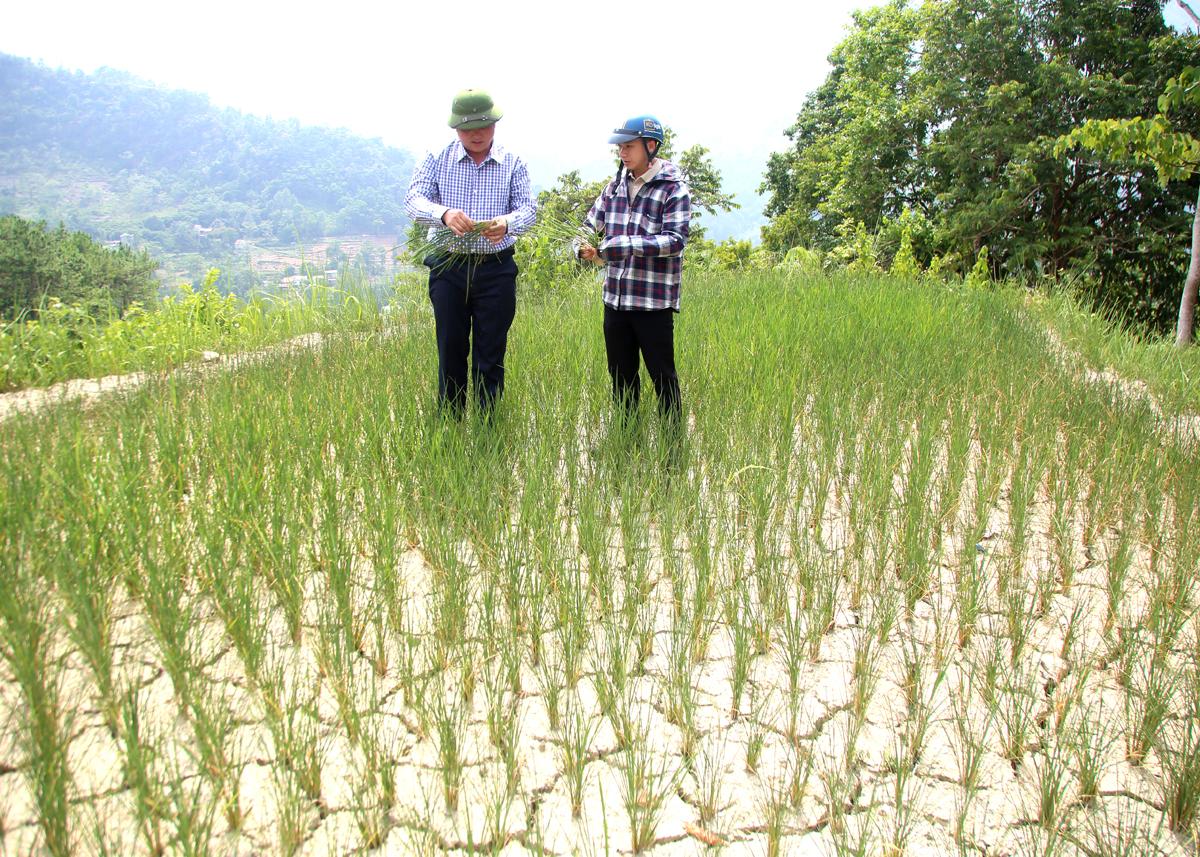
left=404, top=140, right=536, bottom=254
left=585, top=160, right=691, bottom=311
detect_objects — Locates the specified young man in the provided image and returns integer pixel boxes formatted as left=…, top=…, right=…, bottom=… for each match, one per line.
left=404, top=89, right=536, bottom=420
left=579, top=115, right=692, bottom=452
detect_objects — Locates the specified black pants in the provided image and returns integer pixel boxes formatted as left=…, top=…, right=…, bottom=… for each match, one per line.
left=427, top=251, right=518, bottom=417
left=602, top=305, right=681, bottom=425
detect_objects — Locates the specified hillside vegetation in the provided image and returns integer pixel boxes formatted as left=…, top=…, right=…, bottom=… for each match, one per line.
left=1, top=268, right=1199, bottom=854
left=0, top=54, right=414, bottom=291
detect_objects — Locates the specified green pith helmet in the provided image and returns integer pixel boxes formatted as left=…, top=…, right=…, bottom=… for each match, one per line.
left=448, top=89, right=503, bottom=130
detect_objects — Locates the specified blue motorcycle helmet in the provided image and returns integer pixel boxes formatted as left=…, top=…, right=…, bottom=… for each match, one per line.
left=608, top=115, right=665, bottom=164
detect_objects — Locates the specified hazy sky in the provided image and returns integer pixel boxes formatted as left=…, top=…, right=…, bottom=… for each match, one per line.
left=4, top=0, right=1195, bottom=216
left=1, top=0, right=873, bottom=186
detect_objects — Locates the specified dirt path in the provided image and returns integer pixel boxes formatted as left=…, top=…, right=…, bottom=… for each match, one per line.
left=0, top=334, right=325, bottom=424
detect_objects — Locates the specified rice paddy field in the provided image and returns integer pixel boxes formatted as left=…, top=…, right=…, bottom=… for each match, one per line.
left=1, top=268, right=1199, bottom=856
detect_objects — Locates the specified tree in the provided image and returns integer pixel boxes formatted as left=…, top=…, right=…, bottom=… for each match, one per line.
left=1058, top=67, right=1200, bottom=346
left=760, top=0, right=1200, bottom=330
left=658, top=128, right=740, bottom=219
left=0, top=215, right=158, bottom=317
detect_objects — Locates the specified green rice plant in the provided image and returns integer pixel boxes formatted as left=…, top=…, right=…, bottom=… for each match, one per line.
left=819, top=737, right=864, bottom=839
left=352, top=724, right=398, bottom=851
left=559, top=692, right=599, bottom=817
left=895, top=416, right=940, bottom=614
left=954, top=550, right=987, bottom=651
left=273, top=696, right=326, bottom=815
left=136, top=516, right=199, bottom=710
left=120, top=685, right=169, bottom=856
left=429, top=680, right=469, bottom=812
left=808, top=560, right=841, bottom=661
left=869, top=585, right=900, bottom=648
left=947, top=676, right=992, bottom=846
left=482, top=656, right=522, bottom=798
left=0, top=571, right=73, bottom=857
left=1058, top=597, right=1090, bottom=666
left=592, top=617, right=630, bottom=725
left=187, top=681, right=244, bottom=832
left=849, top=627, right=880, bottom=732
left=535, top=640, right=565, bottom=733
left=1005, top=587, right=1038, bottom=666
left=271, top=767, right=309, bottom=857
left=1124, top=654, right=1178, bottom=765
left=690, top=736, right=728, bottom=828
left=314, top=611, right=364, bottom=746
left=9, top=261, right=1200, bottom=855
left=745, top=685, right=769, bottom=773
left=997, top=678, right=1037, bottom=771
left=1002, top=436, right=1046, bottom=598
left=1046, top=433, right=1085, bottom=596
left=553, top=565, right=591, bottom=688
left=778, top=588, right=809, bottom=728
left=755, top=770, right=791, bottom=857
left=1030, top=732, right=1073, bottom=830
left=895, top=634, right=947, bottom=767
left=1076, top=800, right=1163, bottom=857
left=662, top=607, right=701, bottom=762
left=728, top=582, right=756, bottom=719
left=207, top=558, right=270, bottom=691
left=615, top=720, right=681, bottom=853
left=879, top=742, right=922, bottom=857
left=164, top=765, right=217, bottom=857
left=617, top=477, right=651, bottom=582
left=51, top=433, right=122, bottom=735
left=317, top=471, right=367, bottom=656
left=1107, top=620, right=1139, bottom=688
left=1070, top=700, right=1114, bottom=806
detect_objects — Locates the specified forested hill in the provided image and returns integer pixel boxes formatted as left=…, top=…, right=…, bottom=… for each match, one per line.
left=0, top=54, right=415, bottom=289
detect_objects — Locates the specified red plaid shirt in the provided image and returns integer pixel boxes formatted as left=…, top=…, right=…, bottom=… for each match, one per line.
left=586, top=160, right=691, bottom=311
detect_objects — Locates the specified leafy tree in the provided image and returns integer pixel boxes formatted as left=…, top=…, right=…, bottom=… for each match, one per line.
left=658, top=128, right=740, bottom=220
left=1058, top=66, right=1200, bottom=345
left=760, top=0, right=1200, bottom=330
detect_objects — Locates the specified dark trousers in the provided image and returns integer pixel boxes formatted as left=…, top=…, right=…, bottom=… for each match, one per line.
left=427, top=252, right=518, bottom=417
left=602, top=305, right=682, bottom=426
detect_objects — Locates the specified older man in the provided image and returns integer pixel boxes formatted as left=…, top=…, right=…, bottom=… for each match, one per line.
left=404, top=89, right=536, bottom=420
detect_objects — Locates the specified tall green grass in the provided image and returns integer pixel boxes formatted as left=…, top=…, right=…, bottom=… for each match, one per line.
left=0, top=266, right=1197, bottom=854
left=0, top=268, right=395, bottom=392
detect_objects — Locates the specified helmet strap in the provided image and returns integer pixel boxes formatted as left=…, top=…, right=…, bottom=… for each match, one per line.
left=643, top=139, right=658, bottom=166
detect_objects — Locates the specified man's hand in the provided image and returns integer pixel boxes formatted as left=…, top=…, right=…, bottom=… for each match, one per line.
left=579, top=245, right=598, bottom=261
left=480, top=217, right=508, bottom=245
left=441, top=209, right=475, bottom=236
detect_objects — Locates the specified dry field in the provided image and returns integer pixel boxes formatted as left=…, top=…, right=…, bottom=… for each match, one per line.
left=0, top=271, right=1197, bottom=856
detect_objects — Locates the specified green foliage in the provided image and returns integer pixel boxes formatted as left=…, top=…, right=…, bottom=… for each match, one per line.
left=0, top=268, right=390, bottom=392
left=1058, top=66, right=1200, bottom=185
left=658, top=129, right=740, bottom=219
left=0, top=214, right=158, bottom=318
left=760, top=0, right=1200, bottom=332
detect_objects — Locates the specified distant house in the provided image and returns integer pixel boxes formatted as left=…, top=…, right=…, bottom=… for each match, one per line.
left=193, top=224, right=213, bottom=236
left=119, top=233, right=133, bottom=246
left=234, top=239, right=248, bottom=252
